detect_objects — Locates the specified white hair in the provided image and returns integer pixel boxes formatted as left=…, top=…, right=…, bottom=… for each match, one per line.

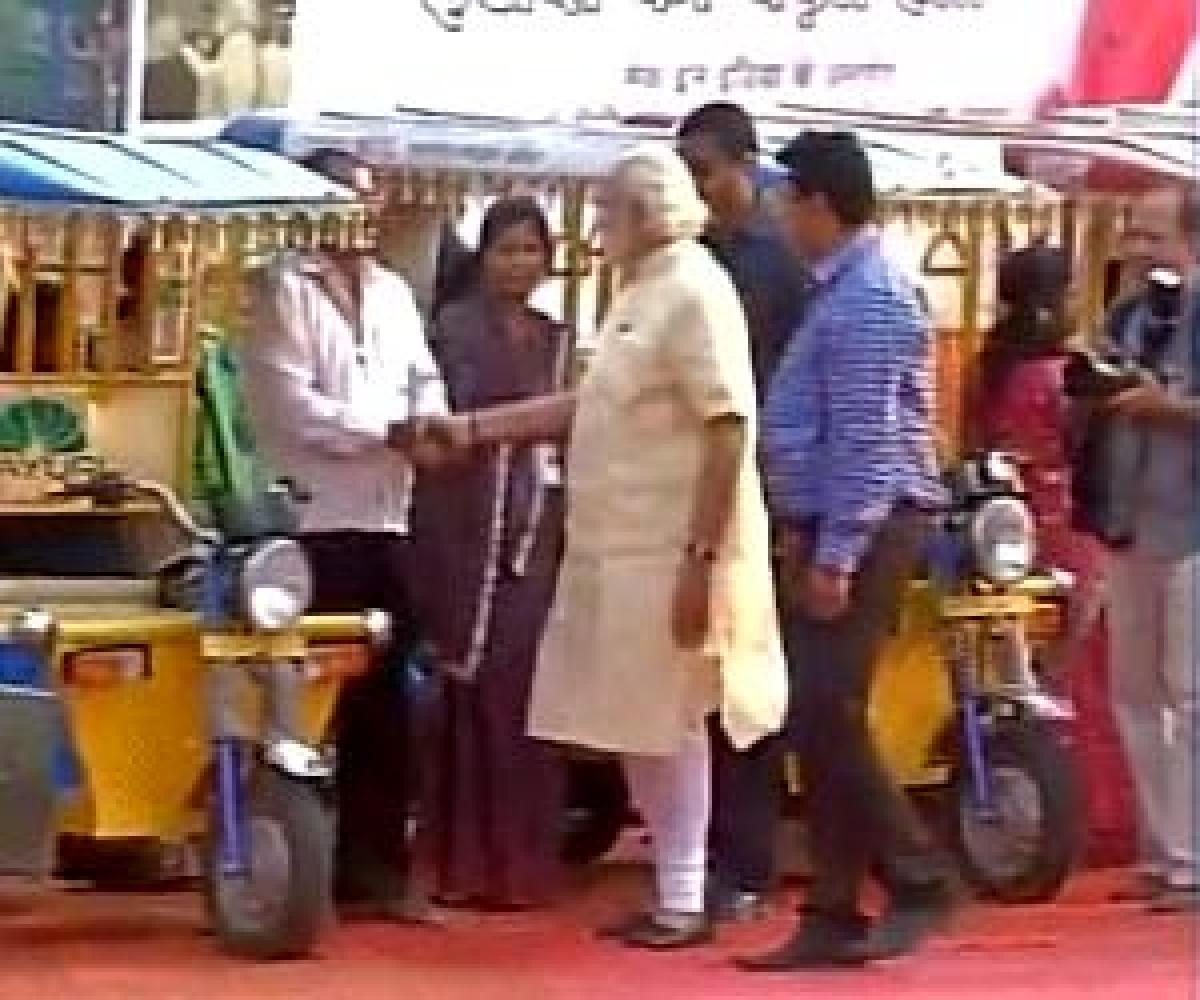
left=612, top=143, right=709, bottom=243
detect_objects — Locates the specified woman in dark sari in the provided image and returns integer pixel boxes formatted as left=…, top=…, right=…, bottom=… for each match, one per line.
left=415, top=198, right=572, bottom=910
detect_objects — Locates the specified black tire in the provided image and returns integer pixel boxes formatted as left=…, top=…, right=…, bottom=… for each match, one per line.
left=205, top=768, right=334, bottom=960
left=952, top=720, right=1081, bottom=904
left=561, top=759, right=629, bottom=866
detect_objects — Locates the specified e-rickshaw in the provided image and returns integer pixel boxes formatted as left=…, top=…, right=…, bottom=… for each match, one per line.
left=0, top=125, right=389, bottom=959
left=223, top=109, right=1130, bottom=903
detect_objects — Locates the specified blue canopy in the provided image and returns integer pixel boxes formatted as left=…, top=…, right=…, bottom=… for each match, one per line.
left=222, top=110, right=1031, bottom=195
left=223, top=111, right=635, bottom=180
left=0, top=124, right=359, bottom=213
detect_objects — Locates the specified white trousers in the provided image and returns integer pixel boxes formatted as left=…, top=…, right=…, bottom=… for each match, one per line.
left=622, top=733, right=711, bottom=915
left=1108, top=547, right=1199, bottom=887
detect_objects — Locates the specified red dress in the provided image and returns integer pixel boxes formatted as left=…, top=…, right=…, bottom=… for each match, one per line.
left=971, top=356, right=1136, bottom=866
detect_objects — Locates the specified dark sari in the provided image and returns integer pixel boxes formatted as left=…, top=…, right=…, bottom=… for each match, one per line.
left=412, top=293, right=571, bottom=906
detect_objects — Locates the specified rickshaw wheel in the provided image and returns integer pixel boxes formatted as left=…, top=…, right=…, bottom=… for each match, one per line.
left=205, top=768, right=333, bottom=960
left=952, top=721, right=1081, bottom=904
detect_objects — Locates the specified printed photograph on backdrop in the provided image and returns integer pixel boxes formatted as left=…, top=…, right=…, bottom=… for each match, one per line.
left=0, top=0, right=129, bottom=130
left=142, top=0, right=293, bottom=122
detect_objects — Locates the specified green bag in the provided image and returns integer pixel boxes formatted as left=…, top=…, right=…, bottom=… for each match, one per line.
left=193, top=327, right=275, bottom=520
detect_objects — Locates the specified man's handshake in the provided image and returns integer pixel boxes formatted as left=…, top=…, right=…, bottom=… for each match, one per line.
left=386, top=414, right=476, bottom=465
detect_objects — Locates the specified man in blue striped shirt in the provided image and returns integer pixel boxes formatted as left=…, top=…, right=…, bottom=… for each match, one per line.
left=741, top=131, right=952, bottom=972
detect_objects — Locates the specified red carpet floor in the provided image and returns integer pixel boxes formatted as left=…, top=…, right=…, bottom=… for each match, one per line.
left=0, top=864, right=1192, bottom=1000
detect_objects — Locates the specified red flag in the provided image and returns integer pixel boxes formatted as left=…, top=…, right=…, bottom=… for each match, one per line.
left=1063, top=0, right=1195, bottom=104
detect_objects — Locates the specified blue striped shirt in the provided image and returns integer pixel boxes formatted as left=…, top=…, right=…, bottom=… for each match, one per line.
left=762, top=227, right=944, bottom=573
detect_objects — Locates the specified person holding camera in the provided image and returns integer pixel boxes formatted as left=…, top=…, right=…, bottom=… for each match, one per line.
left=1099, top=185, right=1200, bottom=913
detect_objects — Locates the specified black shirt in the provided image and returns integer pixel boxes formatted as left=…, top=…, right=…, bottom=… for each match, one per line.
left=701, top=212, right=811, bottom=401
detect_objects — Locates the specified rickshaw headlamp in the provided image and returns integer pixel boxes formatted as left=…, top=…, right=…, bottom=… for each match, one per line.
left=362, top=609, right=392, bottom=648
left=240, top=539, right=312, bottom=632
left=9, top=608, right=56, bottom=650
left=970, top=496, right=1036, bottom=586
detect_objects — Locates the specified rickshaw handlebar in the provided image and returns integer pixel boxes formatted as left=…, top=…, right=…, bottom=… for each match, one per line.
left=59, top=474, right=222, bottom=545
left=131, top=479, right=222, bottom=545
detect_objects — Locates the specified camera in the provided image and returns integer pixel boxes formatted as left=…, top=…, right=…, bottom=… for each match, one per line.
left=1064, top=266, right=1185, bottom=400
left=1141, top=267, right=1184, bottom=369
left=1062, top=349, right=1142, bottom=400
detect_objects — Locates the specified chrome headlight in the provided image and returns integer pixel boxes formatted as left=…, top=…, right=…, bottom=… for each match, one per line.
left=970, top=495, right=1036, bottom=586
left=361, top=609, right=393, bottom=648
left=9, top=608, right=56, bottom=651
left=240, top=539, right=313, bottom=632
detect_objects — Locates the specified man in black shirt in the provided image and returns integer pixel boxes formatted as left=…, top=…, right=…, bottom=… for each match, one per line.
left=679, top=103, right=810, bottom=399
left=677, top=103, right=810, bottom=921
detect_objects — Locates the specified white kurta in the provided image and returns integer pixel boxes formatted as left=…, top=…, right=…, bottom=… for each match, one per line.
left=528, top=239, right=788, bottom=756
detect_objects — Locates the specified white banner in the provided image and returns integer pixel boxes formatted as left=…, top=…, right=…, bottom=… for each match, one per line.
left=289, top=0, right=1087, bottom=119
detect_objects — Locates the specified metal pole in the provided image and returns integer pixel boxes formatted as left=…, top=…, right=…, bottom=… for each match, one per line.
left=97, top=0, right=120, bottom=130
left=49, top=0, right=67, bottom=125
left=124, top=0, right=147, bottom=133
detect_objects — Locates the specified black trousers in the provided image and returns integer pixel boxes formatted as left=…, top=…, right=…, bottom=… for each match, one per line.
left=301, top=531, right=421, bottom=900
left=708, top=719, right=782, bottom=894
left=783, top=510, right=944, bottom=920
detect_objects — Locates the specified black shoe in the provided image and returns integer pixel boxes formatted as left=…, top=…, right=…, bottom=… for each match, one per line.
left=736, top=910, right=870, bottom=971
left=596, top=910, right=651, bottom=941
left=338, top=889, right=448, bottom=927
left=335, top=861, right=407, bottom=907
left=707, top=887, right=772, bottom=924
left=1148, top=885, right=1200, bottom=914
left=1110, top=870, right=1166, bottom=904
left=857, top=882, right=957, bottom=960
left=617, top=911, right=714, bottom=951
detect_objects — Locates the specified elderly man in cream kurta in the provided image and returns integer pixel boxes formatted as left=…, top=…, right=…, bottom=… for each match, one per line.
left=412, top=145, right=787, bottom=949
left=531, top=218, right=783, bottom=757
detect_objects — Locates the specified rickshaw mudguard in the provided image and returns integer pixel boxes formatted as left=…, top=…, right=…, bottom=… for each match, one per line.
left=782, top=580, right=954, bottom=798
left=868, top=579, right=956, bottom=788
left=49, top=611, right=372, bottom=842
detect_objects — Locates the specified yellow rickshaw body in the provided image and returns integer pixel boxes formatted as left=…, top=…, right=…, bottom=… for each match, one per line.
left=869, top=581, right=957, bottom=788
left=36, top=608, right=366, bottom=843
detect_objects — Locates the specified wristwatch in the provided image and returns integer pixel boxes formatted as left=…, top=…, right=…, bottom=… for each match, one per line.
left=684, top=541, right=719, bottom=565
